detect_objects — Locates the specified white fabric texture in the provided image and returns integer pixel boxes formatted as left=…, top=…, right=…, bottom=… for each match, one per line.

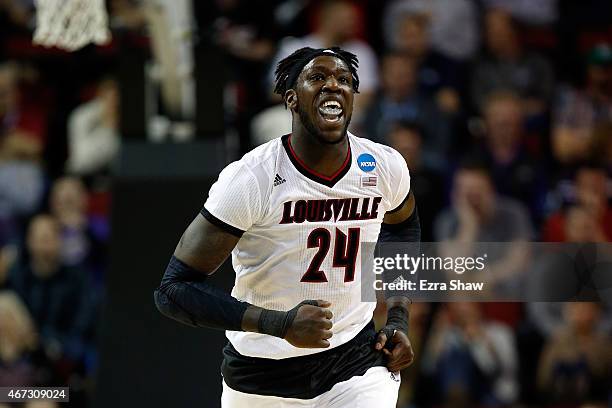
left=221, top=366, right=401, bottom=408
left=203, top=133, right=410, bottom=359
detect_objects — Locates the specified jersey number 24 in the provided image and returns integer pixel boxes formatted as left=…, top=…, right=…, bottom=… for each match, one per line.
left=301, top=227, right=360, bottom=283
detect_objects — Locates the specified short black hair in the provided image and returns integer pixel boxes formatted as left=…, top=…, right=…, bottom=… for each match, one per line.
left=273, top=46, right=360, bottom=99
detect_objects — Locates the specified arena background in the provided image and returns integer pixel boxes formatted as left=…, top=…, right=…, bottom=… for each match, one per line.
left=0, top=0, right=611, bottom=407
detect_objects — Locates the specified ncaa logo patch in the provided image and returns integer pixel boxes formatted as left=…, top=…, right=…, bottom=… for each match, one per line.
left=357, top=153, right=376, bottom=172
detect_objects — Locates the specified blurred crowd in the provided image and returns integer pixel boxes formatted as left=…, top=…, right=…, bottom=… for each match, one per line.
left=0, top=0, right=117, bottom=405
left=0, top=0, right=611, bottom=407
left=204, top=1, right=612, bottom=407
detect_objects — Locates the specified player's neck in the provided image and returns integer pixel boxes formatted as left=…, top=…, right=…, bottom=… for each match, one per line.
left=290, top=130, right=349, bottom=178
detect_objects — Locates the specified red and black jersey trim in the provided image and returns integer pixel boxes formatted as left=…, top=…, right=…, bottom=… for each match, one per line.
left=200, top=208, right=244, bottom=238
left=282, top=134, right=352, bottom=188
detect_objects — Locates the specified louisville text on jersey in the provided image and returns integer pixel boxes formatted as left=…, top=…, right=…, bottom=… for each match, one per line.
left=280, top=197, right=382, bottom=224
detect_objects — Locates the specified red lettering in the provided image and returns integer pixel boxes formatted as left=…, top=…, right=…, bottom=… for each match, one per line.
left=280, top=201, right=293, bottom=224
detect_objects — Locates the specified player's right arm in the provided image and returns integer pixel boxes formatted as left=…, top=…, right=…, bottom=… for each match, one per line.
left=154, top=206, right=333, bottom=348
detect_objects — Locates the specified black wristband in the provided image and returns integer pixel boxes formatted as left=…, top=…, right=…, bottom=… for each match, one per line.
left=382, top=305, right=409, bottom=339
left=257, top=300, right=319, bottom=338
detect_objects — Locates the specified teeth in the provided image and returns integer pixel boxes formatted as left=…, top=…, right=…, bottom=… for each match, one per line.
left=322, top=101, right=341, bottom=108
left=318, top=100, right=343, bottom=122
left=319, top=106, right=342, bottom=116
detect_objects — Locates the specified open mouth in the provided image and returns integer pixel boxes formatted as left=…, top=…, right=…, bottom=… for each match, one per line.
left=318, top=100, right=343, bottom=123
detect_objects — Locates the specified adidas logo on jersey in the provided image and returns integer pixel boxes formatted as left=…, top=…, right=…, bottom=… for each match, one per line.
left=273, top=174, right=286, bottom=187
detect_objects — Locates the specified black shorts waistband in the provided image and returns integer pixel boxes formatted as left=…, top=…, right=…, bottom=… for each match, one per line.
left=221, top=320, right=385, bottom=399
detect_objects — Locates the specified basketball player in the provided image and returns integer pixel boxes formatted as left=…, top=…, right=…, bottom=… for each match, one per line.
left=154, top=47, right=420, bottom=407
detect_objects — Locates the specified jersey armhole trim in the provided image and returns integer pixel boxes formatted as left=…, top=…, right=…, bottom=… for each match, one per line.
left=387, top=190, right=411, bottom=214
left=201, top=208, right=245, bottom=238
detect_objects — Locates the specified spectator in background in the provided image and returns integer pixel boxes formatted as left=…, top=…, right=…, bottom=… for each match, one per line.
left=527, top=168, right=612, bottom=346
left=483, top=0, right=559, bottom=26
left=202, top=0, right=279, bottom=105
left=388, top=11, right=462, bottom=114
left=50, top=177, right=92, bottom=267
left=552, top=43, right=612, bottom=166
left=49, top=177, right=108, bottom=288
left=526, top=205, right=609, bottom=309
left=543, top=165, right=612, bottom=242
left=471, top=90, right=545, bottom=220
left=528, top=204, right=612, bottom=344
left=562, top=205, right=608, bottom=243
left=363, top=52, right=451, bottom=171
left=0, top=291, right=39, bottom=387
left=383, top=0, right=479, bottom=62
left=0, top=62, right=45, bottom=246
left=269, top=0, right=379, bottom=118
left=0, top=246, right=16, bottom=289
left=385, top=121, right=444, bottom=241
left=201, top=0, right=283, bottom=150
left=590, top=121, right=612, bottom=172
left=471, top=9, right=554, bottom=117
left=0, top=0, right=31, bottom=26
left=0, top=61, right=47, bottom=160
left=434, top=161, right=535, bottom=243
left=422, top=302, right=519, bottom=407
left=435, top=162, right=532, bottom=300
left=6, top=215, right=96, bottom=366
left=0, top=0, right=32, bottom=52
left=65, top=78, right=120, bottom=178
left=537, top=303, right=612, bottom=404
left=205, top=0, right=277, bottom=64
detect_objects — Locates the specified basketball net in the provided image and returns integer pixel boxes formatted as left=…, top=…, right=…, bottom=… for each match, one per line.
left=33, top=0, right=111, bottom=51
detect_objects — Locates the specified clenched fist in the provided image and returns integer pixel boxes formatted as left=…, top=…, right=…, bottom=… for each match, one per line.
left=284, top=300, right=334, bottom=348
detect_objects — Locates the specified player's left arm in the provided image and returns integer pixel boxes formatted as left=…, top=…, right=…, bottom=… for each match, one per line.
left=375, top=190, right=420, bottom=371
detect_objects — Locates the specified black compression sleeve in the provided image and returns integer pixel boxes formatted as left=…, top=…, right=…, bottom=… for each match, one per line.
left=379, top=205, right=421, bottom=243
left=154, top=256, right=310, bottom=338
left=378, top=202, right=421, bottom=302
left=154, top=256, right=249, bottom=331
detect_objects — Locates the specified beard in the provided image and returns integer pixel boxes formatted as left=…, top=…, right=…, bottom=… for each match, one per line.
left=297, top=102, right=351, bottom=145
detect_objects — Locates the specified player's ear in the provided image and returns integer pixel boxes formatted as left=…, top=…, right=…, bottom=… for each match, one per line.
left=285, top=89, right=297, bottom=111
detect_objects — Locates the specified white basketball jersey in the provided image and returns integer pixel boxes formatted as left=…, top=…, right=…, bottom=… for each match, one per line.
left=203, top=132, right=410, bottom=359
